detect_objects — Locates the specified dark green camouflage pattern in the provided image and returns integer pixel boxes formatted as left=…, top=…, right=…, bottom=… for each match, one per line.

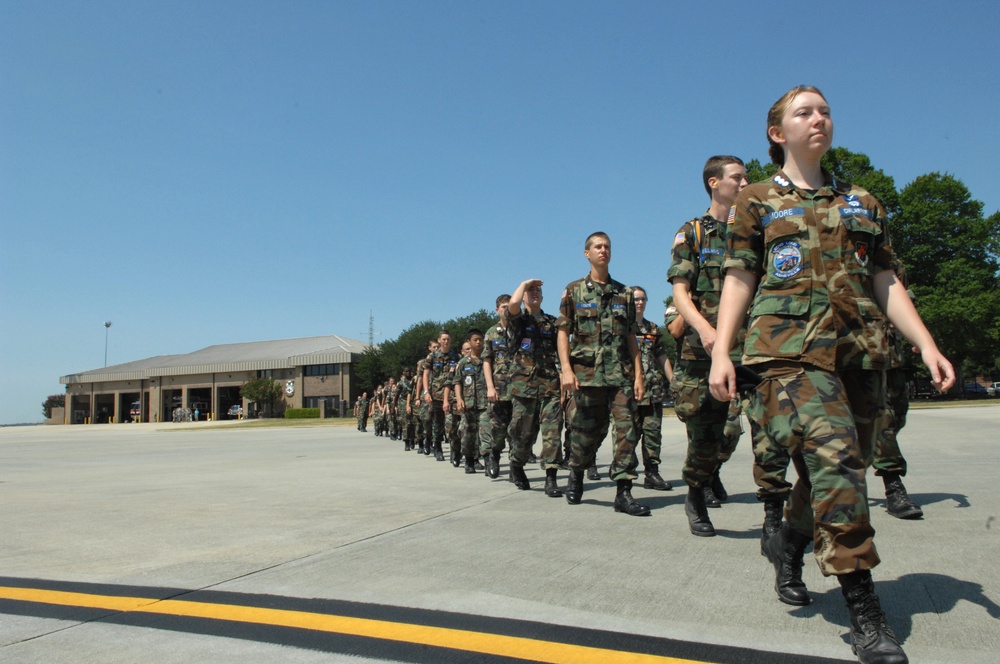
left=742, top=364, right=882, bottom=576
left=564, top=386, right=638, bottom=481
left=635, top=317, right=669, bottom=406
left=455, top=355, right=488, bottom=410
left=724, top=171, right=901, bottom=372
left=671, top=360, right=741, bottom=487
left=667, top=214, right=745, bottom=362
left=508, top=394, right=563, bottom=469
left=556, top=275, right=638, bottom=387
left=482, top=322, right=513, bottom=401
left=507, top=310, right=560, bottom=399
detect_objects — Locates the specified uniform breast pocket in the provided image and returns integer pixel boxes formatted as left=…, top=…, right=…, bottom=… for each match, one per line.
left=763, top=215, right=809, bottom=289
left=575, top=307, right=600, bottom=340
left=841, top=213, right=881, bottom=276
left=610, top=302, right=629, bottom=334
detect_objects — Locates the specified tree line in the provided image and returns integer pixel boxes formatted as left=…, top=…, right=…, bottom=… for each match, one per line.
left=353, top=147, right=999, bottom=396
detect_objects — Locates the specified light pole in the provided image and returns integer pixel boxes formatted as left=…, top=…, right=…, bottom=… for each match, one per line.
left=104, top=321, right=112, bottom=367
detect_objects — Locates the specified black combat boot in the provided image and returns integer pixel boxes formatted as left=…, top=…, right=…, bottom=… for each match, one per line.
left=685, top=485, right=716, bottom=537
left=486, top=450, right=500, bottom=479
left=840, top=570, right=908, bottom=664
left=882, top=473, right=923, bottom=520
left=510, top=463, right=530, bottom=490
left=763, top=524, right=811, bottom=606
left=643, top=465, right=672, bottom=491
left=464, top=459, right=476, bottom=474
left=475, top=456, right=484, bottom=471
left=544, top=468, right=562, bottom=497
left=709, top=471, right=728, bottom=502
left=613, top=480, right=651, bottom=516
left=760, top=499, right=784, bottom=555
left=434, top=441, right=445, bottom=461
left=703, top=485, right=721, bottom=508
left=565, top=470, right=584, bottom=504
left=450, top=448, right=462, bottom=467
left=586, top=464, right=600, bottom=481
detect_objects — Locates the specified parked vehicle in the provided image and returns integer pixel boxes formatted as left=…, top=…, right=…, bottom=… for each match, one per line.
left=129, top=401, right=141, bottom=422
left=987, top=382, right=1000, bottom=397
left=228, top=404, right=243, bottom=419
left=963, top=383, right=989, bottom=398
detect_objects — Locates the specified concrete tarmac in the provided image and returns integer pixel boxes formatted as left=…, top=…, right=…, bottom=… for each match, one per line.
left=1, top=405, right=998, bottom=663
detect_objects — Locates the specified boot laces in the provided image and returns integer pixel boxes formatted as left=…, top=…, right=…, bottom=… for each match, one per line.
left=854, top=592, right=897, bottom=646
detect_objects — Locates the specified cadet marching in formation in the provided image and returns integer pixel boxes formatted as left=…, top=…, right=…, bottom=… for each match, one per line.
left=352, top=85, right=953, bottom=664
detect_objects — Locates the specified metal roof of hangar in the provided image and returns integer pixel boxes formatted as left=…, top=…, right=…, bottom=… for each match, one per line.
left=60, top=334, right=371, bottom=385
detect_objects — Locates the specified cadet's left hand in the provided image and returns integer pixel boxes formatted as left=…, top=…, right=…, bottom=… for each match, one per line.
left=634, top=376, right=645, bottom=403
left=923, top=347, right=956, bottom=393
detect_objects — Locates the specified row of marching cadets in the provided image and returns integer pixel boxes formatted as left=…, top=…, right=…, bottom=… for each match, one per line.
left=356, top=84, right=955, bottom=664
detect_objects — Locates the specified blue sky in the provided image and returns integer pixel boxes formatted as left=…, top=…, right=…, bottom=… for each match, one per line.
left=2, top=1, right=998, bottom=424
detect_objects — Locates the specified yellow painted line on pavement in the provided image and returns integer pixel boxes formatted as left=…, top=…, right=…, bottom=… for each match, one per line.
left=0, top=586, right=705, bottom=664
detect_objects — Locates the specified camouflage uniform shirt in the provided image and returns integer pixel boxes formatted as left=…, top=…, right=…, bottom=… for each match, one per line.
left=667, top=212, right=745, bottom=362
left=556, top=275, right=638, bottom=388
left=724, top=170, right=900, bottom=372
left=507, top=309, right=560, bottom=399
left=482, top=322, right=513, bottom=400
left=635, top=317, right=668, bottom=406
left=425, top=349, right=460, bottom=400
left=455, top=355, right=488, bottom=410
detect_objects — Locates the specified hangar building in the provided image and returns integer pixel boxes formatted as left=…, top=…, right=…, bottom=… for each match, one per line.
left=59, top=334, right=370, bottom=424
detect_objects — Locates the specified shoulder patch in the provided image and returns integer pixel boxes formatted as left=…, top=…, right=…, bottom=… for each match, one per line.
left=673, top=231, right=686, bottom=245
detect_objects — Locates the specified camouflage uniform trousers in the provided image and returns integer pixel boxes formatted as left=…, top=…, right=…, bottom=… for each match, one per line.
left=742, top=363, right=883, bottom=576
left=872, top=367, right=908, bottom=477
left=749, top=369, right=901, bottom=500
left=459, top=407, right=485, bottom=460
left=404, top=405, right=419, bottom=442
left=428, top=400, right=445, bottom=447
left=444, top=405, right=461, bottom=455
left=479, top=400, right=512, bottom=457
left=672, top=361, right=741, bottom=488
left=410, top=407, right=423, bottom=444
left=419, top=400, right=431, bottom=448
left=635, top=403, right=663, bottom=470
left=564, top=386, right=639, bottom=481
left=508, top=393, right=564, bottom=469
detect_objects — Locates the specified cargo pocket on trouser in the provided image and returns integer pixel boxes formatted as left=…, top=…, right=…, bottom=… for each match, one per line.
left=670, top=374, right=702, bottom=423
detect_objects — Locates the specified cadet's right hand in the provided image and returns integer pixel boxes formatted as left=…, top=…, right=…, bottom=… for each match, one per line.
left=487, top=387, right=497, bottom=402
left=709, top=357, right=736, bottom=402
left=561, top=368, right=579, bottom=393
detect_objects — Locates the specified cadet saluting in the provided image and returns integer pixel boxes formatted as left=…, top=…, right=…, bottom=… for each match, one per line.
left=709, top=85, right=953, bottom=664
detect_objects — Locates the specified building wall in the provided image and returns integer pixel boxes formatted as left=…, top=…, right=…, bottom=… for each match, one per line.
left=62, top=362, right=361, bottom=423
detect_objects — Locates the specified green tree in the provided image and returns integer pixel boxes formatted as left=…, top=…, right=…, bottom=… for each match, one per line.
left=894, top=173, right=1000, bottom=375
left=354, top=345, right=387, bottom=395
left=744, top=158, right=777, bottom=184
left=822, top=147, right=901, bottom=218
left=377, top=320, right=440, bottom=382
left=42, top=393, right=65, bottom=419
left=443, top=309, right=496, bottom=350
left=240, top=378, right=283, bottom=418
